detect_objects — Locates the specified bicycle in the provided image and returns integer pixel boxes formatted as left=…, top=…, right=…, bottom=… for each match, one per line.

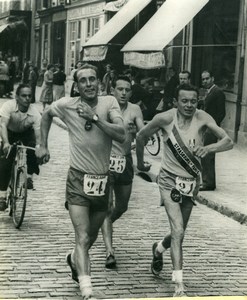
left=6, top=142, right=35, bottom=229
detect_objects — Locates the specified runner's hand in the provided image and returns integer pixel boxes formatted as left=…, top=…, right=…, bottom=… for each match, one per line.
left=128, top=122, right=137, bottom=134
left=3, top=142, right=11, bottom=156
left=35, top=146, right=50, bottom=165
left=76, top=103, right=94, bottom=121
left=137, top=161, right=151, bottom=172
left=193, top=146, right=210, bottom=158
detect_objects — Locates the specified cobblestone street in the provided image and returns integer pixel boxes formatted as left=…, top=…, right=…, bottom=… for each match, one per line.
left=0, top=123, right=247, bottom=299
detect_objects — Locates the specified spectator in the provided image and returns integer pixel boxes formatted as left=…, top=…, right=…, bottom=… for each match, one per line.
left=179, top=70, right=191, bottom=85
left=157, top=70, right=192, bottom=113
left=102, top=64, right=117, bottom=95
left=39, top=64, right=54, bottom=111
left=22, top=59, right=31, bottom=84
left=163, top=67, right=179, bottom=110
left=200, top=70, right=226, bottom=191
left=28, top=64, right=38, bottom=103
left=53, top=64, right=66, bottom=101
left=37, top=58, right=48, bottom=87
left=70, top=61, right=82, bottom=97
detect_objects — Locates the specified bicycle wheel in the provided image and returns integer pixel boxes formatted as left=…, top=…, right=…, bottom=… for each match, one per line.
left=12, top=167, right=27, bottom=229
left=145, top=133, right=161, bottom=156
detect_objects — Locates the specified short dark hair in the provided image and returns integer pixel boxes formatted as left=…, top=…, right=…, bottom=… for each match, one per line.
left=175, top=84, right=199, bottom=100
left=47, top=64, right=54, bottom=70
left=112, top=75, right=132, bottom=89
left=179, top=70, right=191, bottom=79
left=74, top=63, right=98, bottom=82
left=202, top=70, right=214, bottom=77
left=16, top=84, right=31, bottom=96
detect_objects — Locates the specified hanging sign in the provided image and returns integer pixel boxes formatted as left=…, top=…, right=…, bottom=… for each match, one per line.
left=124, top=51, right=165, bottom=69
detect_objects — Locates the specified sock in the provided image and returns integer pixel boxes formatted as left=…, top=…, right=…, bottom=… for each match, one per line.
left=78, top=275, right=93, bottom=297
left=71, top=249, right=76, bottom=266
left=172, top=269, right=183, bottom=283
left=0, top=191, right=7, bottom=198
left=157, top=240, right=166, bottom=254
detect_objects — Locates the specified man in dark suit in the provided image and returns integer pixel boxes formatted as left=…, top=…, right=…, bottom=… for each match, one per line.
left=200, top=70, right=226, bottom=191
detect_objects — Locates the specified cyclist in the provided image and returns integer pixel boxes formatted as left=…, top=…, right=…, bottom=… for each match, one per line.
left=0, top=84, right=41, bottom=211
left=101, top=75, right=150, bottom=269
left=136, top=84, right=233, bottom=297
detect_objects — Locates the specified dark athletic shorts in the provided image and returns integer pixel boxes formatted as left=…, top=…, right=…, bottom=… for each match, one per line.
left=110, top=153, right=134, bottom=186
left=66, top=167, right=109, bottom=211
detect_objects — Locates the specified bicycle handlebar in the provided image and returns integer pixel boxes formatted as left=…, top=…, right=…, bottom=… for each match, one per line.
left=5, top=143, right=36, bottom=159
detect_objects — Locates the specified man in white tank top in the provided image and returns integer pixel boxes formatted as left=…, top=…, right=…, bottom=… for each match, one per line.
left=137, top=84, right=233, bottom=297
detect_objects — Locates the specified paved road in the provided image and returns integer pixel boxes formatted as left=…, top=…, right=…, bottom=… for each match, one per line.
left=0, top=121, right=247, bottom=299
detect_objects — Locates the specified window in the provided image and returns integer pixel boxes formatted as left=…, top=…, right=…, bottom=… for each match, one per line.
left=43, top=24, right=49, bottom=60
left=69, top=21, right=81, bottom=73
left=86, top=17, right=100, bottom=39
left=43, top=0, right=48, bottom=8
left=55, top=23, right=62, bottom=40
left=192, top=0, right=240, bottom=92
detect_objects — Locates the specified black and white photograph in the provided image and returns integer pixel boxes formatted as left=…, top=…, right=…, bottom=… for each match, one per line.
left=0, top=0, right=246, bottom=299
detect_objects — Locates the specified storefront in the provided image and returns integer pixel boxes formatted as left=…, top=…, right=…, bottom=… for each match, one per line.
left=0, top=10, right=31, bottom=68
left=65, top=1, right=106, bottom=74
left=81, top=0, right=156, bottom=76
left=122, top=0, right=246, bottom=144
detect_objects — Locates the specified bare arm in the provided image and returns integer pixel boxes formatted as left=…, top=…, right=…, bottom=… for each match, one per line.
left=95, top=116, right=126, bottom=143
left=0, top=116, right=11, bottom=155
left=77, top=102, right=125, bottom=143
left=35, top=107, right=54, bottom=164
left=34, top=128, right=41, bottom=147
left=194, top=114, right=233, bottom=158
left=136, top=113, right=166, bottom=169
left=133, top=106, right=151, bottom=171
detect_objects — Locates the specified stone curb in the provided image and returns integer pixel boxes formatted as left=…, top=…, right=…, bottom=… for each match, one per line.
left=196, top=194, right=247, bottom=226
left=52, top=118, right=247, bottom=227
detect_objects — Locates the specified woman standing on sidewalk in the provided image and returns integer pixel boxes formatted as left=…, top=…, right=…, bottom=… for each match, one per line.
left=39, top=64, right=54, bottom=110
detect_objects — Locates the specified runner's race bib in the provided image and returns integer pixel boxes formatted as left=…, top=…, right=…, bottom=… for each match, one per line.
left=175, top=176, right=196, bottom=197
left=109, top=155, right=126, bottom=174
left=83, top=174, right=108, bottom=196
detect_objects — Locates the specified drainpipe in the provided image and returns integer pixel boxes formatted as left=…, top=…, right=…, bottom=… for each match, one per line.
left=237, top=0, right=247, bottom=144
left=30, top=0, right=36, bottom=64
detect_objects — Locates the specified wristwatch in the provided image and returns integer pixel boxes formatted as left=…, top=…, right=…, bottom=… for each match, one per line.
left=92, top=114, right=99, bottom=123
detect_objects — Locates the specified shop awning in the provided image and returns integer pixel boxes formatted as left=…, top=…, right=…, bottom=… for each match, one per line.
left=104, top=0, right=129, bottom=12
left=121, top=0, right=209, bottom=68
left=0, top=24, right=8, bottom=34
left=0, top=20, right=27, bottom=35
left=82, top=0, right=152, bottom=61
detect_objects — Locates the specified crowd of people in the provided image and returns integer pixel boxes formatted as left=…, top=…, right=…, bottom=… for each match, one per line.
left=0, top=60, right=233, bottom=298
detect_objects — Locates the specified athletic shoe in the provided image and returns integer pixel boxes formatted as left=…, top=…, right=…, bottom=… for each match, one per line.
left=26, top=178, right=33, bottom=190
left=66, top=253, right=79, bottom=283
left=0, top=198, right=7, bottom=211
left=105, top=254, right=116, bottom=269
left=173, top=291, right=187, bottom=297
left=151, top=242, right=163, bottom=275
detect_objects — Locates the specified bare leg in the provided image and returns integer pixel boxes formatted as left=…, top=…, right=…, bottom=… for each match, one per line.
left=160, top=189, right=193, bottom=296
left=111, top=184, right=132, bottom=223
left=161, top=197, right=194, bottom=250
left=69, top=204, right=106, bottom=298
